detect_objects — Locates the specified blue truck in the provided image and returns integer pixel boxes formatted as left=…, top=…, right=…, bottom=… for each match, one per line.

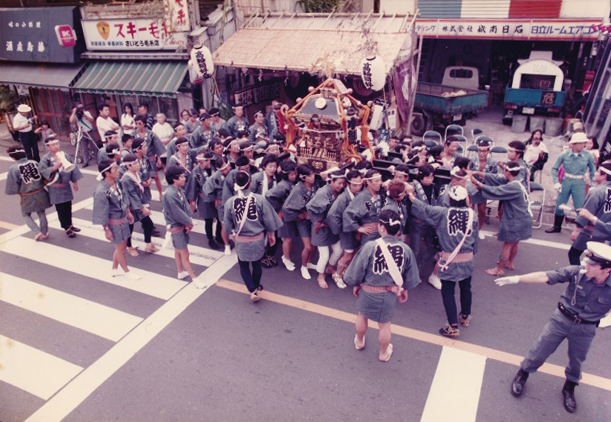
left=410, top=67, right=489, bottom=136
left=502, top=51, right=567, bottom=124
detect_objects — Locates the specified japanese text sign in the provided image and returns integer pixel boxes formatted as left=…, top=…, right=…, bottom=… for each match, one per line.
left=165, top=0, right=190, bottom=33
left=82, top=19, right=187, bottom=50
left=0, top=6, right=83, bottom=63
left=415, top=19, right=602, bottom=41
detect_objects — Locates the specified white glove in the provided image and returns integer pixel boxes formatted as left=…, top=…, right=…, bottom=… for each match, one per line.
left=495, top=276, right=520, bottom=286
left=554, top=183, right=562, bottom=192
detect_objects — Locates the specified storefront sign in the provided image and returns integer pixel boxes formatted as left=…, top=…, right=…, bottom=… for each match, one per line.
left=82, top=19, right=187, bottom=50
left=416, top=19, right=602, bottom=41
left=166, top=0, right=190, bottom=33
left=234, top=83, right=282, bottom=108
left=0, top=7, right=83, bottom=63
left=55, top=25, right=77, bottom=47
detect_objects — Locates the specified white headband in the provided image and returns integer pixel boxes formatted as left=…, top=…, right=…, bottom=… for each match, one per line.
left=218, top=161, right=230, bottom=171
left=599, top=166, right=611, bottom=176
left=379, top=217, right=401, bottom=226
left=450, top=166, right=466, bottom=179
left=97, top=162, right=117, bottom=181
left=365, top=173, right=382, bottom=181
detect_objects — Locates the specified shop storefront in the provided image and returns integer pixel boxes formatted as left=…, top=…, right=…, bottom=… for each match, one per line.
left=75, top=2, right=195, bottom=125
left=0, top=6, right=86, bottom=140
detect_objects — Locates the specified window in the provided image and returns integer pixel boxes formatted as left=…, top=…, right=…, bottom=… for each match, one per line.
left=449, top=69, right=474, bottom=79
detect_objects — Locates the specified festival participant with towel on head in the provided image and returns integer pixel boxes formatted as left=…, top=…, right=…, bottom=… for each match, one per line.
left=496, top=242, right=611, bottom=414
left=282, top=164, right=318, bottom=280
left=266, top=160, right=298, bottom=271
left=307, top=168, right=347, bottom=289
left=469, top=138, right=497, bottom=238
left=39, top=136, right=82, bottom=238
left=567, top=162, right=611, bottom=263
left=251, top=154, right=279, bottom=267
left=5, top=145, right=51, bottom=240
left=227, top=105, right=249, bottom=138
left=471, top=161, right=532, bottom=276
left=408, top=185, right=479, bottom=337
left=168, top=137, right=195, bottom=186
left=344, top=209, right=420, bottom=362
left=327, top=169, right=363, bottom=287
left=221, top=155, right=253, bottom=255
left=135, top=115, right=166, bottom=201
left=97, top=130, right=120, bottom=163
left=202, top=156, right=233, bottom=251
left=343, top=169, right=384, bottom=247
left=93, top=159, right=140, bottom=280
left=162, top=166, right=198, bottom=281
left=224, top=171, right=282, bottom=302
left=121, top=154, right=159, bottom=256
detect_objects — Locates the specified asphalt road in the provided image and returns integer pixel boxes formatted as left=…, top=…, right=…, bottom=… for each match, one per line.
left=0, top=155, right=609, bottom=422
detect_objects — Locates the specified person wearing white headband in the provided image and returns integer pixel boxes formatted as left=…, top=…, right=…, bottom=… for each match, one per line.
left=266, top=160, right=299, bottom=271
left=344, top=170, right=384, bottom=247
left=223, top=171, right=282, bottom=301
left=282, top=164, right=318, bottom=280
left=495, top=241, right=611, bottom=414
left=546, top=132, right=596, bottom=233
left=327, top=169, right=364, bottom=286
left=121, top=154, right=159, bottom=256
left=221, top=156, right=254, bottom=255
left=201, top=156, right=233, bottom=251
left=344, top=209, right=420, bottom=362
left=408, top=184, right=478, bottom=337
left=162, top=165, right=197, bottom=281
left=469, top=139, right=498, bottom=239
left=248, top=110, right=269, bottom=144
left=92, top=159, right=140, bottom=280
left=5, top=145, right=51, bottom=241
left=567, top=162, right=611, bottom=265
left=307, top=168, right=347, bottom=289
left=251, top=154, right=279, bottom=267
left=471, top=161, right=532, bottom=276
left=440, top=136, right=460, bottom=169
left=227, top=105, right=249, bottom=138
left=39, top=136, right=83, bottom=238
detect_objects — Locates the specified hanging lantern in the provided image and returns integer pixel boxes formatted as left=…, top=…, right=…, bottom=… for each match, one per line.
left=190, top=44, right=214, bottom=79
left=360, top=56, right=385, bottom=91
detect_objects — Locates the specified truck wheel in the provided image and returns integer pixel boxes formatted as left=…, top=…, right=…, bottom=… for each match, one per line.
left=411, top=114, right=427, bottom=136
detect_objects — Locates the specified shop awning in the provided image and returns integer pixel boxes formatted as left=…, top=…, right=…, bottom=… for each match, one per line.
left=212, top=13, right=414, bottom=76
left=0, top=63, right=86, bottom=89
left=73, top=61, right=188, bottom=98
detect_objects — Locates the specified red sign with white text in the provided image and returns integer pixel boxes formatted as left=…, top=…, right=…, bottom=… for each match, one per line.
left=55, top=24, right=76, bottom=47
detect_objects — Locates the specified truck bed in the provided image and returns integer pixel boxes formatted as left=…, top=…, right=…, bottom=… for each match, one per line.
left=415, top=82, right=489, bottom=115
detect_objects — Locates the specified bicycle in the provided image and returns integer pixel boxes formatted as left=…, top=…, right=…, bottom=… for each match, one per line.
left=70, top=125, right=99, bottom=167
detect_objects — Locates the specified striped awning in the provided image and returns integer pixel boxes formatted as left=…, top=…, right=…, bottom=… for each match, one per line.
left=73, top=61, right=188, bottom=98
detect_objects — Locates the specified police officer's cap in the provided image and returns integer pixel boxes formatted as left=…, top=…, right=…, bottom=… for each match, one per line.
left=584, top=242, right=611, bottom=267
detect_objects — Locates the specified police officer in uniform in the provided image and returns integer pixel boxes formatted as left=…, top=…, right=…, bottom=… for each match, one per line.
left=546, top=132, right=596, bottom=233
left=495, top=242, right=611, bottom=413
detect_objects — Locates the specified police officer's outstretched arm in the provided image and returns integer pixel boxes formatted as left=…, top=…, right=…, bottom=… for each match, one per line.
left=495, top=272, right=550, bottom=286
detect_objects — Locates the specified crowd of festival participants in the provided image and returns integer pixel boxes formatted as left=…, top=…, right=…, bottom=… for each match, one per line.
left=7, top=101, right=611, bottom=414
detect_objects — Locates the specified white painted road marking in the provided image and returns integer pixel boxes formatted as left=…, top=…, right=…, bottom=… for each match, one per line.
left=25, top=253, right=237, bottom=422
left=0, top=172, right=6, bottom=181
left=65, top=217, right=223, bottom=266
left=480, top=230, right=570, bottom=250
left=421, top=346, right=486, bottom=422
left=0, top=335, right=83, bottom=401
left=1, top=237, right=186, bottom=300
left=0, top=273, right=143, bottom=341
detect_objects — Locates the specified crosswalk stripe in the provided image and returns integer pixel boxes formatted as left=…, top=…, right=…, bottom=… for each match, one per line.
left=66, top=217, right=223, bottom=266
left=83, top=204, right=208, bottom=236
left=0, top=172, right=6, bottom=181
left=421, top=346, right=486, bottom=422
left=0, top=220, right=19, bottom=230
left=0, top=273, right=143, bottom=342
left=0, top=334, right=83, bottom=400
left=25, top=253, right=237, bottom=422
left=1, top=237, right=186, bottom=300
left=0, top=156, right=11, bottom=162
left=480, top=230, right=570, bottom=250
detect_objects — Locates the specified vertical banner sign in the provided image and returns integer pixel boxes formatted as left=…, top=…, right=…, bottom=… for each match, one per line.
left=165, top=0, right=190, bottom=33
left=394, top=59, right=413, bottom=126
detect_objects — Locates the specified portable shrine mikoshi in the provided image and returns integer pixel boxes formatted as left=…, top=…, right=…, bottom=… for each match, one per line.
left=283, top=78, right=375, bottom=173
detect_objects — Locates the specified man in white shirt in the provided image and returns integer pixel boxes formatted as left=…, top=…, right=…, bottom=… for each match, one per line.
left=12, top=104, right=40, bottom=161
left=96, top=103, right=120, bottom=141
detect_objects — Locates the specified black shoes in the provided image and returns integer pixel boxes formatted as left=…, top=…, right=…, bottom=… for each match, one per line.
left=545, top=215, right=564, bottom=233
left=511, top=369, right=529, bottom=397
left=151, top=228, right=161, bottom=237
left=65, top=228, right=76, bottom=238
left=208, top=238, right=221, bottom=250
left=69, top=225, right=81, bottom=233
left=562, top=381, right=577, bottom=413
